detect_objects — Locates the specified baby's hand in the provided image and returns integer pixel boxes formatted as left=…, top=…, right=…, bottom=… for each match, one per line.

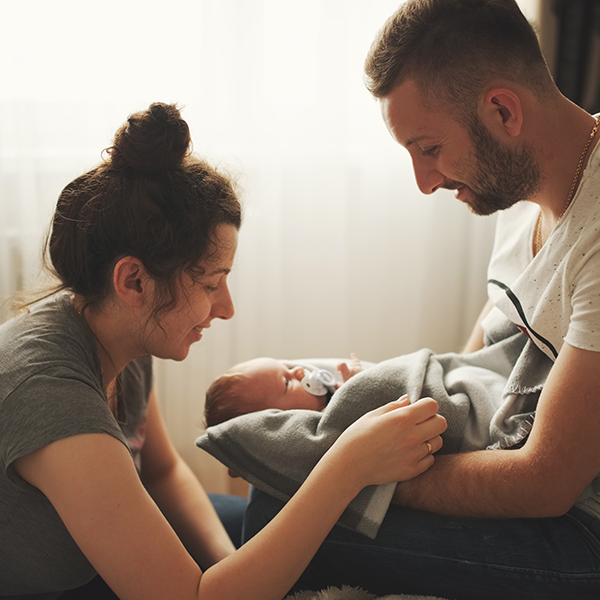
left=337, top=353, right=363, bottom=382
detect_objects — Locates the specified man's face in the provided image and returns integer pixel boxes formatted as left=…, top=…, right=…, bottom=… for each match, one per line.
left=381, top=80, right=541, bottom=215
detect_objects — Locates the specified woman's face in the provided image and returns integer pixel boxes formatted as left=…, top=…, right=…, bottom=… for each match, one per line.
left=144, top=224, right=238, bottom=361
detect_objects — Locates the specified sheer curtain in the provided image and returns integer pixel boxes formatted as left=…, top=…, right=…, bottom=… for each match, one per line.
left=1, top=0, right=539, bottom=493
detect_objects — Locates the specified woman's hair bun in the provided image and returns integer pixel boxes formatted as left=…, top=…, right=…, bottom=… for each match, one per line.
left=108, top=103, right=191, bottom=173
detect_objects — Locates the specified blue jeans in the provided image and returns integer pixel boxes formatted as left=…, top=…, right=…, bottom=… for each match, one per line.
left=208, top=492, right=248, bottom=549
left=243, top=487, right=600, bottom=600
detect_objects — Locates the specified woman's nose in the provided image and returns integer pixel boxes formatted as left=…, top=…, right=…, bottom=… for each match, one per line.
left=212, top=281, right=235, bottom=321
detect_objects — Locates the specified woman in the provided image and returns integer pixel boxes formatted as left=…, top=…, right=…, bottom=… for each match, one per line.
left=0, top=102, right=446, bottom=600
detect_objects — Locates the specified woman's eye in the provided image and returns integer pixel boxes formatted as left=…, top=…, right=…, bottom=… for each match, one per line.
left=205, top=284, right=219, bottom=292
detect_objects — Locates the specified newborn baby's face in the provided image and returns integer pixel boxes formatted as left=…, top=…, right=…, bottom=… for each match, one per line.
left=240, top=358, right=328, bottom=412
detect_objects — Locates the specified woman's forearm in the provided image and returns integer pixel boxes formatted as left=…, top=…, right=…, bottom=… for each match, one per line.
left=198, top=446, right=362, bottom=600
left=198, top=398, right=446, bottom=600
left=144, top=457, right=236, bottom=568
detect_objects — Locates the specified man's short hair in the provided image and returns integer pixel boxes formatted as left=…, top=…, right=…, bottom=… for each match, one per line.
left=364, top=0, right=557, bottom=121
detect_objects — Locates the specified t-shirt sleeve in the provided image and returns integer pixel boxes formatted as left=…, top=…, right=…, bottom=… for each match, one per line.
left=0, top=367, right=127, bottom=486
left=565, top=246, right=600, bottom=353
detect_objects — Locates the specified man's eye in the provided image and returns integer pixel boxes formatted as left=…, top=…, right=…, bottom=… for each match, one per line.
left=422, top=145, right=440, bottom=157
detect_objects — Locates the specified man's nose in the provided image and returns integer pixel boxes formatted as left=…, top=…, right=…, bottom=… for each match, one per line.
left=412, top=158, right=445, bottom=195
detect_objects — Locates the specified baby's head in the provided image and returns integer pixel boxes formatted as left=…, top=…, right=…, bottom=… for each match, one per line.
left=205, top=357, right=328, bottom=426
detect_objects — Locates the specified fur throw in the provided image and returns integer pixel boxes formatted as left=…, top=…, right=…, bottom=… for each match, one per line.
left=285, top=586, right=450, bottom=600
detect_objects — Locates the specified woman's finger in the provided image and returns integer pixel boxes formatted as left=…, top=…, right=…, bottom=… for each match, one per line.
left=421, top=434, right=444, bottom=459
left=377, top=394, right=410, bottom=413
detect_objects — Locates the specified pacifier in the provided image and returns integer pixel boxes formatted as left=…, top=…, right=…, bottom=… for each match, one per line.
left=301, top=369, right=337, bottom=396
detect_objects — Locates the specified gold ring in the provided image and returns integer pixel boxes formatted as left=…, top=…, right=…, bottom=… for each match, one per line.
left=425, top=441, right=433, bottom=455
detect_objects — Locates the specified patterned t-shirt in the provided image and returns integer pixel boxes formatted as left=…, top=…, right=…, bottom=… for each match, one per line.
left=484, top=127, right=600, bottom=518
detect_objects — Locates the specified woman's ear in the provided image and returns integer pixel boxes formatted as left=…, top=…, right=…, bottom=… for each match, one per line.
left=479, top=87, right=524, bottom=138
left=112, top=256, right=151, bottom=307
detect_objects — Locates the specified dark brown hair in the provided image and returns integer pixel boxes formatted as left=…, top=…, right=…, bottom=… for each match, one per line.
left=45, top=103, right=242, bottom=317
left=364, top=0, right=558, bottom=122
left=204, top=371, right=252, bottom=427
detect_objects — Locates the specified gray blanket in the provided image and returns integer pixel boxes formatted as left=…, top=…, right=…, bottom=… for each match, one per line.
left=197, top=314, right=553, bottom=538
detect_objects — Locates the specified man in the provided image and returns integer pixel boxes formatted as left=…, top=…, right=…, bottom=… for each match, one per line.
left=244, top=1, right=600, bottom=598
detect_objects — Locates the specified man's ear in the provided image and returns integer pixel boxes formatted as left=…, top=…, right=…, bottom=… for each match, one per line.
left=112, top=256, right=150, bottom=307
left=479, top=87, right=524, bottom=138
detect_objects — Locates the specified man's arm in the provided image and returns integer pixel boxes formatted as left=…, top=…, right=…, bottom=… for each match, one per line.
left=393, top=342, right=600, bottom=518
left=462, top=299, right=494, bottom=354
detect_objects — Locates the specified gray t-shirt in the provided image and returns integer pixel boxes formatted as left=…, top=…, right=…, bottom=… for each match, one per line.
left=0, top=294, right=152, bottom=598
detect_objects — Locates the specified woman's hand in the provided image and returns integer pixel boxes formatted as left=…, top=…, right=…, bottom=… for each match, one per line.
left=327, top=395, right=447, bottom=491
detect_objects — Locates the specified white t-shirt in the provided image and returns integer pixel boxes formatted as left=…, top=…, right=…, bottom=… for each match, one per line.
left=486, top=135, right=600, bottom=359
left=483, top=127, right=600, bottom=517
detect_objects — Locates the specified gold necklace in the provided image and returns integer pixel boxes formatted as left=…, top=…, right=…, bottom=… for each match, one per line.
left=534, top=116, right=600, bottom=256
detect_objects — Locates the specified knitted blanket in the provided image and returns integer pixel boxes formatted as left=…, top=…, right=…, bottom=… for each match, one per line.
left=197, top=315, right=552, bottom=538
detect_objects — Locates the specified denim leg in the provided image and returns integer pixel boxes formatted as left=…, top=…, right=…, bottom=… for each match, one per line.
left=60, top=575, right=119, bottom=599
left=208, top=493, right=248, bottom=549
left=243, top=487, right=600, bottom=600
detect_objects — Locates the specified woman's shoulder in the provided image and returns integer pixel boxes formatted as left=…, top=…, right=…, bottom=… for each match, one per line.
left=0, top=293, right=103, bottom=409
left=1, top=293, right=93, bottom=351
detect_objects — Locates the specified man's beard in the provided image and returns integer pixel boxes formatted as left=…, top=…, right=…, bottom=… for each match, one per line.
left=444, top=119, right=542, bottom=216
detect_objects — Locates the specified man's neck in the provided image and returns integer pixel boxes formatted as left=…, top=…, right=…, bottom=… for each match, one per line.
left=533, top=100, right=599, bottom=228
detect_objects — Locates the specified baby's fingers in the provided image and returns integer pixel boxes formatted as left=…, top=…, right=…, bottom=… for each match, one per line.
left=337, top=362, right=350, bottom=381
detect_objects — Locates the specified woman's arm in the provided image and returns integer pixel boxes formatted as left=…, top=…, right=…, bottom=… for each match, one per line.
left=199, top=396, right=446, bottom=599
left=14, top=396, right=445, bottom=600
left=140, top=391, right=235, bottom=568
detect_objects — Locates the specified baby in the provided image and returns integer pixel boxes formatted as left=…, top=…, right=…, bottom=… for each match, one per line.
left=205, top=354, right=364, bottom=426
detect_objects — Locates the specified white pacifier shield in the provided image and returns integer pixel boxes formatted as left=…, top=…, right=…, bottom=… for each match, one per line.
left=301, top=369, right=336, bottom=396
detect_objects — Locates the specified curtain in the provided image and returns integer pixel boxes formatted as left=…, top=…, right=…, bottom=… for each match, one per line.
left=552, top=0, right=600, bottom=113
left=1, top=0, right=515, bottom=493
